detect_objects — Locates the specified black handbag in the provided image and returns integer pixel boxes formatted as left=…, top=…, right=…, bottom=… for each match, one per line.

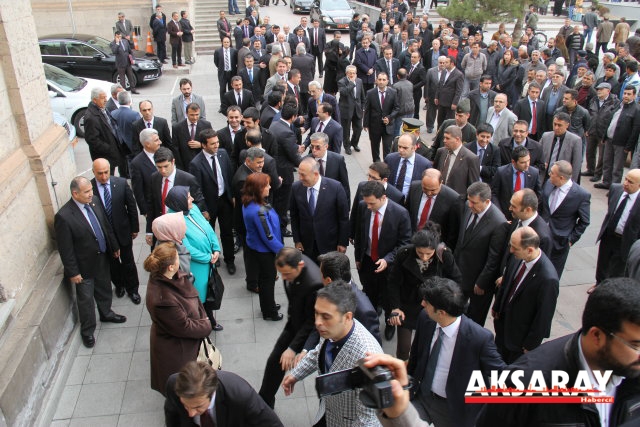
left=206, top=267, right=225, bottom=310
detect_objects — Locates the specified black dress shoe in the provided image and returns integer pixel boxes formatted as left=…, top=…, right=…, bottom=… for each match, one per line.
left=213, top=323, right=224, bottom=331
left=594, top=183, right=610, bottom=189
left=226, top=263, right=237, bottom=275
left=353, top=146, right=361, bottom=152
left=263, top=312, right=284, bottom=321
left=233, top=243, right=241, bottom=254
left=247, top=287, right=260, bottom=294
left=131, top=89, right=140, bottom=94
left=128, top=292, right=141, bottom=305
left=580, top=170, right=594, bottom=176
left=115, top=287, right=126, bottom=298
left=282, top=229, right=293, bottom=237
left=275, top=304, right=281, bottom=310
left=344, top=147, right=352, bottom=155
left=590, top=175, right=602, bottom=182
left=81, top=335, right=95, bottom=348
left=100, top=313, right=127, bottom=323
left=384, top=324, right=396, bottom=341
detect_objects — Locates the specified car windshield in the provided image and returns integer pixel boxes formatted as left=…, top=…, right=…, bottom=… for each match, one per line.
left=43, top=64, right=86, bottom=92
left=83, top=36, right=112, bottom=54
left=321, top=0, right=350, bottom=9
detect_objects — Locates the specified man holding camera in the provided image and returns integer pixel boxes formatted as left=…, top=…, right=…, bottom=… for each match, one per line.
left=283, top=282, right=383, bottom=426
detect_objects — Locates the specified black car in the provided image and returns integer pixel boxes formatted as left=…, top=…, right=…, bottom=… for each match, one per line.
left=39, top=34, right=162, bottom=89
left=310, top=0, right=354, bottom=31
left=291, top=0, right=313, bottom=14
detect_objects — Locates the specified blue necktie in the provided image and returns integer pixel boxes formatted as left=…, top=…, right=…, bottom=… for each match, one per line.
left=85, top=204, right=107, bottom=253
left=478, top=147, right=485, bottom=164
left=249, top=69, right=253, bottom=83
left=308, top=187, right=316, bottom=213
left=102, top=183, right=112, bottom=222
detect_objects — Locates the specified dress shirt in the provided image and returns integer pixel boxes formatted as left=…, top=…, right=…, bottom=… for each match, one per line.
left=97, top=179, right=111, bottom=206
left=550, top=179, right=573, bottom=213
left=182, top=97, right=192, bottom=120
left=443, top=68, right=452, bottom=83
left=512, top=165, right=527, bottom=190
left=430, top=316, right=461, bottom=398
left=508, top=251, right=542, bottom=301
left=73, top=199, right=97, bottom=231
left=396, top=154, right=415, bottom=196
left=489, top=110, right=501, bottom=132
left=379, top=89, right=387, bottom=105
left=145, top=117, right=155, bottom=129
left=194, top=392, right=217, bottom=427
left=520, top=211, right=539, bottom=227
left=367, top=200, right=388, bottom=257
left=468, top=201, right=491, bottom=228
left=418, top=193, right=437, bottom=222
left=229, top=125, right=241, bottom=143
left=445, top=146, right=461, bottom=180
left=144, top=149, right=156, bottom=166
left=307, top=176, right=322, bottom=205
left=204, top=152, right=225, bottom=196
left=316, top=117, right=330, bottom=132
left=615, top=190, right=639, bottom=234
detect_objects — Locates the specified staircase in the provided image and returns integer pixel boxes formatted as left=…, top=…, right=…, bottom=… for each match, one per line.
left=195, top=0, right=237, bottom=55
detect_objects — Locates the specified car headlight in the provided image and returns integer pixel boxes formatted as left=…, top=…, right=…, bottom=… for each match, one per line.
left=137, top=62, right=155, bottom=70
left=322, top=15, right=333, bottom=23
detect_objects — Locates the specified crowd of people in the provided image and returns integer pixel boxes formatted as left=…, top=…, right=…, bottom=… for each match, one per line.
left=51, top=2, right=640, bottom=426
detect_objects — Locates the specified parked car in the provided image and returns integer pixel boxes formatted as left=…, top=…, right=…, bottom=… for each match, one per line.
left=39, top=34, right=162, bottom=89
left=44, top=63, right=113, bottom=138
left=291, top=0, right=313, bottom=13
left=53, top=111, right=77, bottom=143
left=310, top=0, right=354, bottom=30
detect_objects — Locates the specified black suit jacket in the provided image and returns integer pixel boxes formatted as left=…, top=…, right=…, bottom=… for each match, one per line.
left=354, top=199, right=411, bottom=264
left=385, top=152, right=433, bottom=192
left=164, top=371, right=283, bottom=427
left=269, top=119, right=301, bottom=184
left=349, top=181, right=405, bottom=240
left=435, top=67, right=464, bottom=107
left=220, top=89, right=255, bottom=114
left=407, top=63, right=427, bottom=95
left=497, top=137, right=545, bottom=172
left=408, top=313, right=506, bottom=427
left=500, top=214, right=554, bottom=273
left=491, top=164, right=542, bottom=217
left=288, top=35, right=310, bottom=53
left=306, top=93, right=340, bottom=127
left=467, top=88, right=497, bottom=127
left=597, top=184, right=640, bottom=260
left=260, top=106, right=277, bottom=129
left=306, top=151, right=350, bottom=201
left=172, top=119, right=213, bottom=169
left=540, top=180, right=591, bottom=248
left=214, top=47, right=238, bottom=76
left=131, top=116, right=178, bottom=166
left=54, top=197, right=119, bottom=279
left=83, top=102, right=125, bottom=164
left=216, top=126, right=241, bottom=155
left=91, top=176, right=139, bottom=246
left=513, top=97, right=547, bottom=136
left=130, top=151, right=157, bottom=216
left=189, top=149, right=234, bottom=218
left=374, top=57, right=400, bottom=81
left=308, top=27, right=326, bottom=53
left=465, top=141, right=501, bottom=184
left=363, top=87, right=400, bottom=135
left=239, top=66, right=263, bottom=102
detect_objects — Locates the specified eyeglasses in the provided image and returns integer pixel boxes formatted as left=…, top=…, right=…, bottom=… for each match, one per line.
left=603, top=329, right=640, bottom=354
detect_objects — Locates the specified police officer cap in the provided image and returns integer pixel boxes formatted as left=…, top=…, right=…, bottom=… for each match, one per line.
left=401, top=117, right=424, bottom=131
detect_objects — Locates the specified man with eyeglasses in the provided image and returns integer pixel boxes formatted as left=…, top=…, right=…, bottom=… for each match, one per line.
left=478, top=276, right=640, bottom=427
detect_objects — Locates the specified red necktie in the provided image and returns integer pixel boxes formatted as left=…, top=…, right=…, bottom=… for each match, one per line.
left=507, top=262, right=527, bottom=303
left=318, top=122, right=324, bottom=132
left=223, top=20, right=228, bottom=32
left=371, top=211, right=380, bottom=261
left=161, top=178, right=170, bottom=214
left=531, top=101, right=537, bottom=135
left=514, top=171, right=522, bottom=192
left=190, top=123, right=196, bottom=141
left=315, top=29, right=318, bottom=46
left=200, top=410, right=215, bottom=427
left=380, top=91, right=385, bottom=107
left=417, top=196, right=432, bottom=230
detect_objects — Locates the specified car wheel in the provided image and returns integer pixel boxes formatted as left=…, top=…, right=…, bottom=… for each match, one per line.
left=72, top=108, right=87, bottom=138
left=112, top=72, right=138, bottom=90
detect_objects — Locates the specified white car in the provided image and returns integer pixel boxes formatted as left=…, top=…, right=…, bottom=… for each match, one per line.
left=45, top=63, right=112, bottom=138
left=52, top=111, right=77, bottom=143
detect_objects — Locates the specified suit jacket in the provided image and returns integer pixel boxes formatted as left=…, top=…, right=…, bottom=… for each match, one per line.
left=130, top=150, right=157, bottom=216
left=541, top=84, right=568, bottom=113
left=304, top=117, right=343, bottom=154
left=435, top=67, right=464, bottom=107
left=434, top=145, right=480, bottom=196
left=91, top=176, right=139, bottom=246
left=214, top=46, right=238, bottom=75
left=306, top=93, right=340, bottom=126
left=164, top=370, right=283, bottom=427
left=493, top=252, right=559, bottom=352
left=485, top=107, right=517, bottom=144
left=290, top=177, right=349, bottom=256
left=216, top=126, right=241, bottom=156
left=407, top=63, right=427, bottom=96
left=217, top=18, right=232, bottom=41
left=337, top=77, right=365, bottom=120
left=491, top=164, right=542, bottom=217
left=83, top=102, right=125, bottom=164
left=374, top=57, right=400, bottom=82
left=308, top=27, right=326, bottom=53
left=109, top=39, right=133, bottom=69
left=110, top=106, right=141, bottom=154
left=180, top=18, right=194, bottom=43
left=392, top=80, right=414, bottom=115
left=349, top=181, right=405, bottom=240
left=354, top=47, right=378, bottom=84
left=288, top=35, right=310, bottom=53
left=269, top=41, right=291, bottom=57
left=172, top=118, right=213, bottom=169
left=306, top=151, right=349, bottom=200
left=291, top=54, right=315, bottom=91
left=115, top=19, right=133, bottom=38
left=260, top=105, right=278, bottom=129
left=408, top=313, right=506, bottom=427
left=239, top=66, right=263, bottom=102
left=106, top=97, right=119, bottom=113
left=220, top=89, right=255, bottom=114
left=263, top=73, right=288, bottom=96
left=597, top=184, right=640, bottom=260
left=171, top=94, right=207, bottom=126
left=467, top=88, right=497, bottom=127
left=233, top=26, right=244, bottom=48
left=236, top=46, right=252, bottom=72
left=189, top=149, right=234, bottom=218
left=385, top=152, right=433, bottom=193
left=146, top=169, right=206, bottom=233
left=500, top=214, right=554, bottom=273
left=539, top=130, right=583, bottom=182
left=354, top=199, right=412, bottom=264
left=540, top=180, right=591, bottom=248
left=54, top=196, right=119, bottom=279
left=167, top=20, right=183, bottom=45
left=132, top=116, right=178, bottom=166
left=269, top=119, right=301, bottom=184
left=363, top=87, right=400, bottom=135
left=513, top=97, right=547, bottom=136
left=454, top=203, right=508, bottom=293
left=465, top=140, right=501, bottom=184
left=497, top=137, right=545, bottom=172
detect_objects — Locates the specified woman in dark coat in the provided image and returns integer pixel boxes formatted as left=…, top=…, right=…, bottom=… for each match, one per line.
left=387, top=223, right=462, bottom=360
left=494, top=49, right=521, bottom=108
left=323, top=40, right=342, bottom=95
left=145, top=242, right=212, bottom=395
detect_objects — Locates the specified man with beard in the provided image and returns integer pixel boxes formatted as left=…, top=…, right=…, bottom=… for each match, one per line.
left=478, top=277, right=640, bottom=426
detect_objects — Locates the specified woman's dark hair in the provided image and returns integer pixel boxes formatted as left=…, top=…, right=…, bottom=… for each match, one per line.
left=241, top=172, right=270, bottom=207
left=143, top=241, right=178, bottom=276
left=411, top=222, right=441, bottom=249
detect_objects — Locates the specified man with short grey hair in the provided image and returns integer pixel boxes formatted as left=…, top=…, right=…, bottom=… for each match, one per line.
left=111, top=90, right=141, bottom=157
left=84, top=87, right=126, bottom=176
left=130, top=128, right=161, bottom=216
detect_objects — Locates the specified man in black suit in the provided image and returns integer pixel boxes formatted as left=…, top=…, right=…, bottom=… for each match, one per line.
left=405, top=168, right=461, bottom=249
left=337, top=65, right=365, bottom=154
left=466, top=75, right=497, bottom=127
left=540, top=160, right=591, bottom=278
left=465, top=123, right=501, bottom=184
left=105, top=84, right=123, bottom=114
left=304, top=102, right=343, bottom=154
left=512, top=82, right=547, bottom=141
left=259, top=248, right=323, bottom=408
left=491, top=146, right=542, bottom=218
left=595, top=169, right=640, bottom=284
left=434, top=55, right=464, bottom=129
left=188, top=129, right=237, bottom=274
left=152, top=13, right=167, bottom=64
left=289, top=27, right=310, bottom=54
left=232, top=107, right=278, bottom=169
left=220, top=76, right=255, bottom=114
left=291, top=47, right=315, bottom=110
left=354, top=181, right=412, bottom=340
left=145, top=147, right=206, bottom=243
left=216, top=105, right=244, bottom=156
left=130, top=128, right=161, bottom=217
left=132, top=101, right=178, bottom=167
left=492, top=227, right=559, bottom=363
left=355, top=36, right=378, bottom=93
left=233, top=18, right=246, bottom=49
left=290, top=158, right=349, bottom=262
left=497, top=120, right=545, bottom=172
left=54, top=177, right=126, bottom=348
left=84, top=88, right=126, bottom=176
left=374, top=46, right=400, bottom=85
left=385, top=133, right=433, bottom=198
left=434, top=125, right=480, bottom=196
left=213, top=37, right=237, bottom=100
left=308, top=20, right=326, bottom=76
left=165, top=361, right=282, bottom=426
left=109, top=31, right=139, bottom=93
left=364, top=72, right=400, bottom=162
left=408, top=277, right=505, bottom=426
left=91, top=158, right=140, bottom=305
left=239, top=55, right=263, bottom=107
left=454, top=182, right=508, bottom=326
left=306, top=132, right=349, bottom=200
left=306, top=82, right=340, bottom=128
left=407, top=51, right=427, bottom=119
left=505, top=189, right=553, bottom=257
left=260, top=91, right=282, bottom=129
left=172, top=103, right=213, bottom=170
left=110, top=91, right=141, bottom=162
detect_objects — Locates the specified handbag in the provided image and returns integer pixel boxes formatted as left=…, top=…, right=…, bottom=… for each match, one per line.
left=206, top=266, right=225, bottom=310
left=197, top=336, right=222, bottom=370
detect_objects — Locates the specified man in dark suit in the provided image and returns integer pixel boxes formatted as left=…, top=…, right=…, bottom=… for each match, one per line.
left=540, top=71, right=568, bottom=129
left=385, top=133, right=433, bottom=198
left=54, top=177, right=126, bottom=348
left=498, top=120, right=545, bottom=172
left=290, top=158, right=349, bottom=262
left=407, top=51, right=427, bottom=119
left=109, top=31, right=139, bottom=93
left=354, top=181, right=412, bottom=340
left=91, top=159, right=140, bottom=304
left=167, top=12, right=184, bottom=68
left=151, top=13, right=168, bottom=64
left=233, top=18, right=246, bottom=49
left=84, top=88, right=126, bottom=177
left=465, top=123, right=501, bottom=184
left=289, top=27, right=310, bottom=54
left=189, top=129, right=237, bottom=275
left=355, top=36, right=378, bottom=92
left=233, top=107, right=278, bottom=168
left=306, top=82, right=340, bottom=127
left=433, top=125, right=480, bottom=196
left=217, top=105, right=244, bottom=157
left=364, top=72, right=400, bottom=162
left=165, top=361, right=282, bottom=426
left=213, top=37, right=238, bottom=100
left=130, top=128, right=161, bottom=217
left=375, top=46, right=401, bottom=85
left=291, top=47, right=315, bottom=110
left=304, top=102, right=343, bottom=154
left=306, top=132, right=349, bottom=199
left=338, top=66, right=365, bottom=155
left=492, top=227, right=559, bottom=363
left=467, top=75, right=497, bottom=127
left=512, top=82, right=547, bottom=141
left=540, top=160, right=591, bottom=278
left=105, top=84, right=123, bottom=114
left=110, top=91, right=141, bottom=161
left=434, top=55, right=464, bottom=129
left=491, top=146, right=542, bottom=218
left=259, top=248, right=323, bottom=408
left=239, top=55, right=263, bottom=106
left=595, top=169, right=640, bottom=284
left=408, top=277, right=505, bottom=426
left=454, top=182, right=508, bottom=326
left=172, top=103, right=213, bottom=170
left=217, top=11, right=232, bottom=44
left=308, top=20, right=326, bottom=76
left=406, top=168, right=461, bottom=248
left=132, top=101, right=177, bottom=165
left=220, top=76, right=255, bottom=114
left=261, top=91, right=282, bottom=129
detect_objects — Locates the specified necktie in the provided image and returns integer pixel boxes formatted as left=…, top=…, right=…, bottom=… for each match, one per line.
left=249, top=69, right=253, bottom=82
left=466, top=213, right=478, bottom=232
left=409, top=65, right=415, bottom=76
left=211, top=154, right=219, bottom=182
left=102, top=183, right=112, bottom=222
left=318, top=159, right=325, bottom=176
left=371, top=211, right=380, bottom=261
left=550, top=137, right=562, bottom=164
left=294, top=85, right=299, bottom=100
left=161, top=178, right=170, bottom=214
left=442, top=150, right=453, bottom=183
left=308, top=187, right=316, bottom=213
left=439, top=69, right=446, bottom=85
left=421, top=327, right=445, bottom=396
left=314, top=29, right=318, bottom=46
left=102, top=109, right=117, bottom=137
left=224, top=49, right=230, bottom=71
left=223, top=19, right=228, bottom=32
left=200, top=410, right=215, bottom=427
left=388, top=61, right=393, bottom=84
left=417, top=196, right=432, bottom=230
left=395, top=159, right=407, bottom=192
left=478, top=147, right=485, bottom=164
left=299, top=37, right=302, bottom=43
left=85, top=204, right=107, bottom=253
left=190, top=123, right=196, bottom=141
left=383, top=33, right=387, bottom=43
left=147, top=122, right=152, bottom=128
left=281, top=75, right=286, bottom=81
left=244, top=26, right=249, bottom=38
left=608, top=194, right=629, bottom=234
left=237, top=92, right=242, bottom=105
left=380, top=91, right=385, bottom=107
left=549, top=187, right=560, bottom=214
left=280, top=42, right=285, bottom=53
left=507, top=261, right=527, bottom=303
left=531, top=101, right=537, bottom=135
left=318, top=122, right=324, bottom=132
left=514, top=171, right=522, bottom=192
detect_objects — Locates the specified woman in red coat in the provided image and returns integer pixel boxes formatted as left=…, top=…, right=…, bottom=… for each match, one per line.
left=144, top=242, right=212, bottom=395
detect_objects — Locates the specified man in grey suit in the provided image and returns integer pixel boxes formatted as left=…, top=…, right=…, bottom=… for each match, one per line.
left=115, top=12, right=133, bottom=40
left=110, top=91, right=141, bottom=158
left=541, top=71, right=568, bottom=130
left=539, top=112, right=583, bottom=183
left=434, top=125, right=480, bottom=196
left=338, top=65, right=365, bottom=154
left=424, top=57, right=445, bottom=133
left=485, top=94, right=517, bottom=144
left=217, top=11, right=232, bottom=44
left=171, top=78, right=206, bottom=126
left=392, top=69, right=415, bottom=137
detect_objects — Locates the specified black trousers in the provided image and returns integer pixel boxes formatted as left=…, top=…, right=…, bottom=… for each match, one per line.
left=259, top=327, right=296, bottom=408
left=117, top=66, right=136, bottom=90
left=585, top=134, right=604, bottom=176
left=171, top=40, right=183, bottom=65
left=208, top=195, right=235, bottom=264
left=218, top=71, right=233, bottom=99
left=358, top=255, right=390, bottom=313
left=75, top=254, right=113, bottom=337
left=466, top=287, right=495, bottom=326
left=436, top=104, right=454, bottom=130
left=311, top=46, right=324, bottom=75
left=110, top=243, right=139, bottom=294
left=596, top=232, right=625, bottom=284
left=250, top=247, right=278, bottom=314
left=156, top=40, right=167, bottom=62
left=241, top=233, right=260, bottom=291
left=368, top=126, right=393, bottom=162
left=274, top=182, right=292, bottom=232
left=494, top=318, right=525, bottom=364
left=341, top=111, right=363, bottom=149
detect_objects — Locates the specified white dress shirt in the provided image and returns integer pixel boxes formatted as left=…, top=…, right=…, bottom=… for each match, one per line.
left=615, top=190, right=639, bottom=234
left=430, top=316, right=461, bottom=397
left=367, top=200, right=388, bottom=256
left=204, top=152, right=225, bottom=196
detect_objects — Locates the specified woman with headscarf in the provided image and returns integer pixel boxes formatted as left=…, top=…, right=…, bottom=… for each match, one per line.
left=323, top=39, right=342, bottom=95
left=164, top=186, right=223, bottom=332
left=152, top=212, right=193, bottom=279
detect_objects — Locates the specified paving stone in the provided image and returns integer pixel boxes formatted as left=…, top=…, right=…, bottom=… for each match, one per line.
left=84, top=353, right=132, bottom=384
left=72, top=382, right=125, bottom=418
left=53, top=384, right=81, bottom=420
left=92, top=327, right=138, bottom=355
left=120, top=380, right=164, bottom=414
left=65, top=355, right=90, bottom=386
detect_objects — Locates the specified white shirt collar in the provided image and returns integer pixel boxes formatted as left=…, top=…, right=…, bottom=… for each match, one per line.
left=438, top=315, right=461, bottom=338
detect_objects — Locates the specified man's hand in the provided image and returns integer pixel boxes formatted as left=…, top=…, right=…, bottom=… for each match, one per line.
left=187, top=139, right=201, bottom=149
left=362, top=353, right=410, bottom=419
left=69, top=274, right=83, bottom=284
left=295, top=242, right=304, bottom=252
left=367, top=68, right=374, bottom=75
left=473, top=285, right=485, bottom=295
left=146, top=235, right=153, bottom=246
left=389, top=309, right=405, bottom=326
left=495, top=276, right=503, bottom=287
left=294, top=350, right=307, bottom=367
left=298, top=145, right=307, bottom=153
left=113, top=250, right=121, bottom=259
left=337, top=245, right=347, bottom=253
left=280, top=348, right=296, bottom=371
left=451, top=104, right=457, bottom=111
left=382, top=117, right=389, bottom=125
left=131, top=232, right=138, bottom=240
left=374, top=258, right=388, bottom=273
left=356, top=261, right=361, bottom=270
left=364, top=127, right=369, bottom=133
left=282, top=374, right=297, bottom=396
left=491, top=309, right=499, bottom=320
left=203, top=211, right=211, bottom=221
